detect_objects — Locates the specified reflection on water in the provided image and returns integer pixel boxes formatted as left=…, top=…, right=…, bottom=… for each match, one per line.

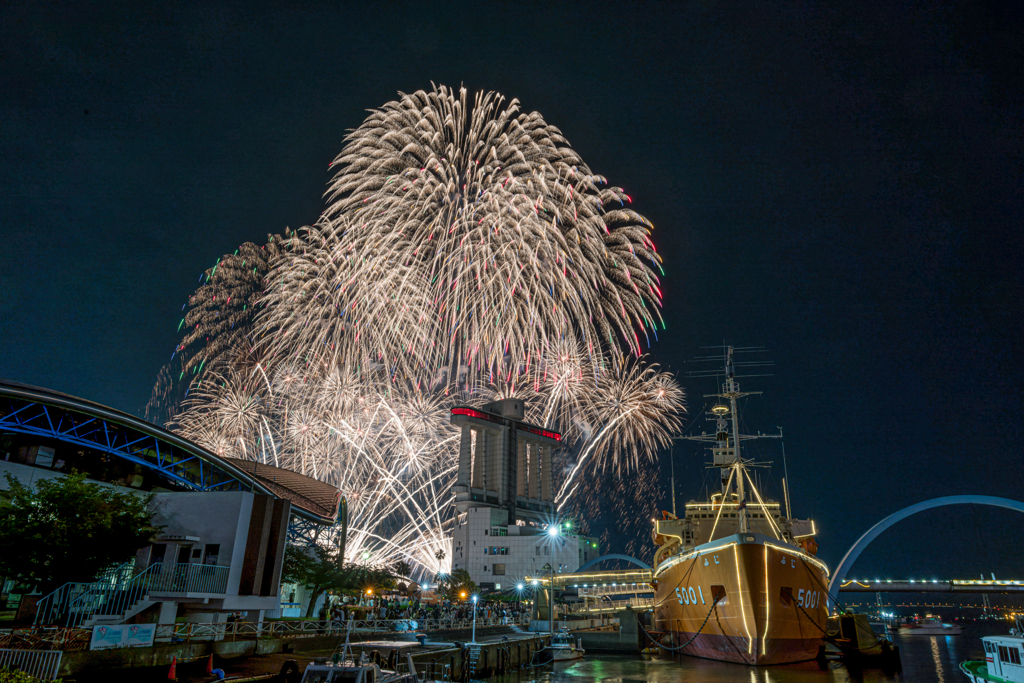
left=930, top=637, right=945, bottom=683
left=486, top=622, right=1008, bottom=683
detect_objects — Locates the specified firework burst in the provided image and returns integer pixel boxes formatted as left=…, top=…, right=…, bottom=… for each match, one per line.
left=160, top=85, right=684, bottom=577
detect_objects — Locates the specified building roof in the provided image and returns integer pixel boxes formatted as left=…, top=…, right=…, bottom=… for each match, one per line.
left=0, top=380, right=339, bottom=525
left=221, top=457, right=342, bottom=522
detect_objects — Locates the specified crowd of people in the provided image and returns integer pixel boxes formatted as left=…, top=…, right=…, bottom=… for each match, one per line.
left=323, top=595, right=532, bottom=626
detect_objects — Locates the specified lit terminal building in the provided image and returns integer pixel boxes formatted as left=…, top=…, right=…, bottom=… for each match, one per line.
left=0, top=381, right=339, bottom=626
left=449, top=400, right=598, bottom=590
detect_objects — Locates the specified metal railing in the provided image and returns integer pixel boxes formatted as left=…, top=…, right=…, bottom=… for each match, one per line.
left=151, top=615, right=530, bottom=642
left=148, top=563, right=230, bottom=594
left=1, top=614, right=531, bottom=652
left=36, top=560, right=139, bottom=628
left=35, top=562, right=231, bottom=628
left=0, top=648, right=63, bottom=680
left=565, top=596, right=654, bottom=614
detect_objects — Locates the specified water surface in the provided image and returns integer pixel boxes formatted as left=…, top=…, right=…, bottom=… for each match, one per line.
left=489, top=622, right=1005, bottom=683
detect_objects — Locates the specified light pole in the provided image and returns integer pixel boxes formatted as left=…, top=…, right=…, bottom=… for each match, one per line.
left=547, top=524, right=560, bottom=634
left=470, top=595, right=478, bottom=644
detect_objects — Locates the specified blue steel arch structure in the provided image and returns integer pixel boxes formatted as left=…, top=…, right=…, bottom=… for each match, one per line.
left=575, top=554, right=652, bottom=572
left=0, top=380, right=339, bottom=533
left=828, top=495, right=1024, bottom=600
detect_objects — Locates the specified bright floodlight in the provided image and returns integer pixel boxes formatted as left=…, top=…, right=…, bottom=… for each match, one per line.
left=471, top=595, right=478, bottom=603
left=548, top=525, right=560, bottom=537
left=421, top=584, right=429, bottom=591
left=361, top=551, right=371, bottom=560
left=532, top=579, right=540, bottom=586
left=516, top=583, right=525, bottom=590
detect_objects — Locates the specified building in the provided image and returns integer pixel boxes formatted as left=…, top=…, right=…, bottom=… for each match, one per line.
left=0, top=380, right=339, bottom=626
left=449, top=400, right=599, bottom=590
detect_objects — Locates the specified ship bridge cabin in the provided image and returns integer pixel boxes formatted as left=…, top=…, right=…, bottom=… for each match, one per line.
left=653, top=493, right=818, bottom=560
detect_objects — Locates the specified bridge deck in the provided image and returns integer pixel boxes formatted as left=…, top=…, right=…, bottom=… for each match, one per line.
left=839, top=579, right=1024, bottom=593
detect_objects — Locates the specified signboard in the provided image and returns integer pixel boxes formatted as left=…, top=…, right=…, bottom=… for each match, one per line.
left=89, top=624, right=156, bottom=650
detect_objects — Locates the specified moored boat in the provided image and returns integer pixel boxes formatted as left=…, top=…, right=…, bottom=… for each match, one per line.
left=650, top=346, right=829, bottom=665
left=960, top=624, right=1024, bottom=683
left=898, top=616, right=962, bottom=635
left=545, top=629, right=585, bottom=661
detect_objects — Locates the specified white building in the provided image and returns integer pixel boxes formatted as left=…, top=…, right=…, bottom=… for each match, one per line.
left=449, top=400, right=599, bottom=590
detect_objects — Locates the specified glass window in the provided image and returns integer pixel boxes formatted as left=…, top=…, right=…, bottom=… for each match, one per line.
left=493, top=564, right=505, bottom=575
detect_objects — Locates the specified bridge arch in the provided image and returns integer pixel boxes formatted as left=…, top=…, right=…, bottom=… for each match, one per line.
left=575, top=554, right=651, bottom=572
left=828, top=495, right=1024, bottom=600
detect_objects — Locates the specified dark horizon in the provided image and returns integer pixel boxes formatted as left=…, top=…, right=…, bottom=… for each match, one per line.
left=2, top=1, right=1022, bottom=584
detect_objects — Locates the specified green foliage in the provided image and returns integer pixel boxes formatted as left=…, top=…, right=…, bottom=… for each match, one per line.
left=282, top=544, right=396, bottom=618
left=0, top=666, right=60, bottom=682
left=437, top=568, right=477, bottom=600
left=0, top=472, right=160, bottom=594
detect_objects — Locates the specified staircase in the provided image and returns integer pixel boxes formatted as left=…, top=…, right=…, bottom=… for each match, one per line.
left=36, top=560, right=155, bottom=628
left=36, top=561, right=231, bottom=628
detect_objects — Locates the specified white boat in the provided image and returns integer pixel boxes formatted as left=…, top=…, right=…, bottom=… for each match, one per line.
left=897, top=616, right=961, bottom=635
left=960, top=627, right=1024, bottom=683
left=545, top=629, right=585, bottom=662
left=299, top=640, right=446, bottom=683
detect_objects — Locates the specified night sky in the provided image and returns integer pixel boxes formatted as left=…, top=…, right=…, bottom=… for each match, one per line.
left=2, top=2, right=1022, bottom=585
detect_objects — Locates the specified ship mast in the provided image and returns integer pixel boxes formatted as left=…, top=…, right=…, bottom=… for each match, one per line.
left=724, top=352, right=749, bottom=532
left=680, top=345, right=781, bottom=537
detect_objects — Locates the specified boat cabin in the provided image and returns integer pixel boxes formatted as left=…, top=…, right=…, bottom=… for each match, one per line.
left=982, top=635, right=1024, bottom=682
left=299, top=642, right=423, bottom=683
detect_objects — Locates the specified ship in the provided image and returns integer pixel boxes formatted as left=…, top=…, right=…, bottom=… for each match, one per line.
left=650, top=346, right=830, bottom=665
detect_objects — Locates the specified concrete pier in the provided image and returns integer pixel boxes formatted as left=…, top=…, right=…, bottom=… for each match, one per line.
left=59, top=626, right=550, bottom=680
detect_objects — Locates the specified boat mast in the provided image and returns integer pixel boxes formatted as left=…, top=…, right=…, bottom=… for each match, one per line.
left=724, top=349, right=748, bottom=533
left=681, top=344, right=781, bottom=540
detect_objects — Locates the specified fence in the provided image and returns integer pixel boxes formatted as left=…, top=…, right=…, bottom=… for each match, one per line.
left=1, top=614, right=530, bottom=652
left=0, top=649, right=62, bottom=681
left=564, top=596, right=654, bottom=614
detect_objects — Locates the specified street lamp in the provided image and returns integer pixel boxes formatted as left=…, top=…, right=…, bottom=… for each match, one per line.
left=471, top=595, right=478, bottom=644
left=545, top=524, right=559, bottom=635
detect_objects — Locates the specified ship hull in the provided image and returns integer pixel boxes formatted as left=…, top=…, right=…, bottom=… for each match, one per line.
left=653, top=534, right=829, bottom=665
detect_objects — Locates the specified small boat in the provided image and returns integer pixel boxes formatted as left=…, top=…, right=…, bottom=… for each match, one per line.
left=545, top=629, right=585, bottom=662
left=299, top=639, right=448, bottom=683
left=960, top=622, right=1024, bottom=683
left=897, top=616, right=962, bottom=635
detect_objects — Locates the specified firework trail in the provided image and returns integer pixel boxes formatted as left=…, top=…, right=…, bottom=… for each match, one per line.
left=161, top=85, right=684, bottom=577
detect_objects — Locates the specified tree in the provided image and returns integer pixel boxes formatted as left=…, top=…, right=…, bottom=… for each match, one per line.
left=282, top=544, right=397, bottom=618
left=437, top=568, right=477, bottom=600
left=0, top=472, right=160, bottom=594
left=283, top=544, right=344, bottom=618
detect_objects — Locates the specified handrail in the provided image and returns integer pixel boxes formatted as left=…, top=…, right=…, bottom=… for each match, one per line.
left=35, top=559, right=136, bottom=627
left=3, top=615, right=533, bottom=651
left=35, top=561, right=232, bottom=628
left=148, top=563, right=230, bottom=594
